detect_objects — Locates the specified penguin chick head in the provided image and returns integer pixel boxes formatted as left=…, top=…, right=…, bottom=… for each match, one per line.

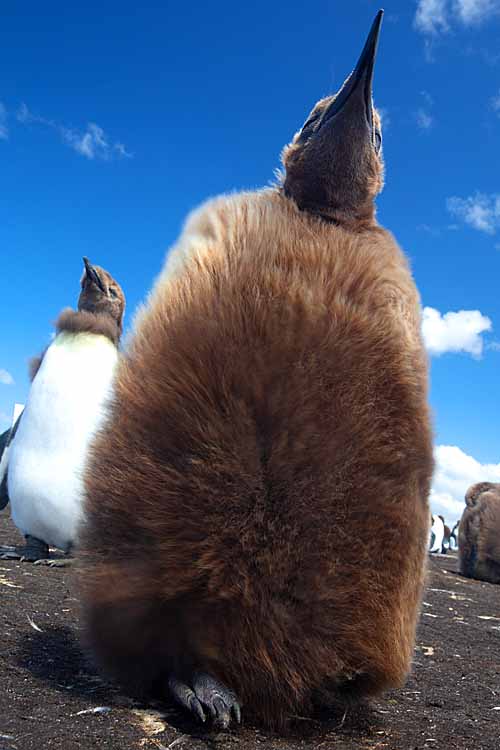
left=282, top=10, right=384, bottom=229
left=78, top=257, right=126, bottom=333
left=465, top=482, right=499, bottom=507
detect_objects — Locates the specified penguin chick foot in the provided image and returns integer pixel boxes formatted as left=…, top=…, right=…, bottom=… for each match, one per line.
left=168, top=671, right=241, bottom=729
left=0, top=536, right=49, bottom=562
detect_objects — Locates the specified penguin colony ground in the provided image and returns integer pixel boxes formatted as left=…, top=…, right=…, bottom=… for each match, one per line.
left=0, top=258, right=125, bottom=564
left=78, top=11, right=434, bottom=731
left=458, top=482, right=500, bottom=584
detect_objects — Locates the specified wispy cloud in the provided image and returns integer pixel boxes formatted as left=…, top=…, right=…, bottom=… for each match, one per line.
left=416, top=109, right=434, bottom=129
left=447, top=192, right=500, bottom=234
left=422, top=306, right=492, bottom=357
left=60, top=123, right=132, bottom=160
left=415, top=0, right=450, bottom=35
left=0, top=102, right=8, bottom=140
left=491, top=89, right=500, bottom=117
left=17, top=103, right=132, bottom=161
left=415, top=91, right=434, bottom=130
left=0, top=369, right=14, bottom=385
left=431, top=444, right=500, bottom=521
left=415, top=0, right=500, bottom=36
left=455, top=0, right=500, bottom=24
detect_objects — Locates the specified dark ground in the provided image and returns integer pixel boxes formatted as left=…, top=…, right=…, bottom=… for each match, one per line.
left=1, top=513, right=499, bottom=750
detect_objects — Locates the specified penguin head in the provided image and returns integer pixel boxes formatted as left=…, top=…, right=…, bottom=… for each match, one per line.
left=78, top=257, right=126, bottom=333
left=465, top=482, right=499, bottom=507
left=282, top=10, right=384, bottom=228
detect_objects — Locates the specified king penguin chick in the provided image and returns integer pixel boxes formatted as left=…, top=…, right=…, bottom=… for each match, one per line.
left=459, top=482, right=500, bottom=583
left=78, top=11, right=433, bottom=731
left=0, top=258, right=125, bottom=564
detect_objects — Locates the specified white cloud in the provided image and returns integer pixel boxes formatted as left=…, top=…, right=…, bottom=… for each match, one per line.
left=415, top=0, right=500, bottom=35
left=415, top=91, right=434, bottom=130
left=416, top=109, right=434, bottom=130
left=415, top=0, right=450, bottom=35
left=455, top=0, right=500, bottom=24
left=61, top=123, right=132, bottom=161
left=431, top=444, right=500, bottom=522
left=16, top=103, right=132, bottom=161
left=0, top=102, right=8, bottom=140
left=447, top=192, right=500, bottom=234
left=422, top=306, right=492, bottom=357
left=0, top=369, right=14, bottom=385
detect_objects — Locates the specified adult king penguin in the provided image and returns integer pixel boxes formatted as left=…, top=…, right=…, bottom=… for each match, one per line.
left=79, top=11, right=433, bottom=730
left=0, top=258, right=125, bottom=564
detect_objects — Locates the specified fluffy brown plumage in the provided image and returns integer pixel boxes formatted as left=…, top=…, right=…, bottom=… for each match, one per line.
left=78, top=12, right=433, bottom=731
left=459, top=482, right=500, bottom=584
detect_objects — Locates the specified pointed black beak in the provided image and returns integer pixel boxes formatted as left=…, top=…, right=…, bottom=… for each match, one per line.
left=83, top=256, right=106, bottom=293
left=322, top=10, right=383, bottom=133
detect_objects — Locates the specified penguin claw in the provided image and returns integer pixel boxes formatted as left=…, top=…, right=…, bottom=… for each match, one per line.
left=168, top=672, right=241, bottom=729
left=192, top=672, right=241, bottom=729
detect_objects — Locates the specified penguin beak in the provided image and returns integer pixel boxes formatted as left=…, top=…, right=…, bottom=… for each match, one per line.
left=318, top=10, right=383, bottom=141
left=83, top=256, right=106, bottom=293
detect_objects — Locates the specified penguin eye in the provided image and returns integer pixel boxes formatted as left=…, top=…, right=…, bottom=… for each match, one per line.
left=373, top=128, right=382, bottom=154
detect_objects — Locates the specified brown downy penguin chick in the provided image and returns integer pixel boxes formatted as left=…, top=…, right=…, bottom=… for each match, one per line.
left=459, top=482, right=500, bottom=583
left=0, top=259, right=125, bottom=564
left=78, top=10, right=433, bottom=731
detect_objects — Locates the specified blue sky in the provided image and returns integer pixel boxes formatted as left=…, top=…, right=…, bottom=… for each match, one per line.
left=1, top=0, right=499, bottom=521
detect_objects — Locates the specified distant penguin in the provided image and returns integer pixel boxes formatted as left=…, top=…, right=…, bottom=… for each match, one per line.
left=440, top=515, right=451, bottom=553
left=78, top=11, right=433, bottom=731
left=429, top=514, right=445, bottom=553
left=449, top=520, right=460, bottom=551
left=0, top=258, right=125, bottom=563
left=459, top=482, right=500, bottom=584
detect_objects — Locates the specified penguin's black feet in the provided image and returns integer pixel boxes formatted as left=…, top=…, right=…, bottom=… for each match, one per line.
left=168, top=671, right=241, bottom=729
left=0, top=535, right=49, bottom=562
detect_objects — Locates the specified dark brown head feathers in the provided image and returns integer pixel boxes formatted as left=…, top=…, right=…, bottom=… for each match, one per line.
left=78, top=257, right=126, bottom=341
left=282, top=11, right=384, bottom=229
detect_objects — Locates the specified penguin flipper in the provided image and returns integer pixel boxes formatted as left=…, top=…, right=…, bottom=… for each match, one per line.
left=0, top=473, right=9, bottom=510
left=0, top=535, right=49, bottom=562
left=28, top=346, right=49, bottom=382
left=0, top=428, right=11, bottom=510
left=168, top=672, right=241, bottom=729
left=0, top=409, right=24, bottom=511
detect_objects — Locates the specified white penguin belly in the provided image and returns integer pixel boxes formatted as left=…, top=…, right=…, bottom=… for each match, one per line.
left=8, top=333, right=118, bottom=551
left=429, top=516, right=444, bottom=553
